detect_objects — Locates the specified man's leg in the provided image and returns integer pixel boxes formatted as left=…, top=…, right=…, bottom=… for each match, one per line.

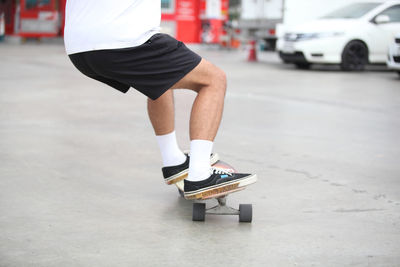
left=171, top=59, right=226, bottom=181
left=148, top=58, right=225, bottom=181
left=148, top=58, right=226, bottom=143
left=171, top=59, right=227, bottom=141
left=148, top=58, right=226, bottom=140
left=148, top=58, right=256, bottom=197
left=148, top=90, right=186, bottom=169
left=147, top=89, right=175, bottom=136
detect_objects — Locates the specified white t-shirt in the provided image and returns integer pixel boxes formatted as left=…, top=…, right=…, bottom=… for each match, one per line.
left=64, top=0, right=161, bottom=55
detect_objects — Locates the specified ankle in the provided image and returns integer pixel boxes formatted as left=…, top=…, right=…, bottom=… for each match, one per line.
left=187, top=140, right=213, bottom=181
left=156, top=131, right=186, bottom=167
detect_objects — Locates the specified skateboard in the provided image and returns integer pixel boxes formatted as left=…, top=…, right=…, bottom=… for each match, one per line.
left=175, top=160, right=255, bottom=223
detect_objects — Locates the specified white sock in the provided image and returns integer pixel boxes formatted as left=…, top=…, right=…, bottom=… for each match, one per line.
left=156, top=131, right=186, bottom=167
left=187, top=140, right=213, bottom=181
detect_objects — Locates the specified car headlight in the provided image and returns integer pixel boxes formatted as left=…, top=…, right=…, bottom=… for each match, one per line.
left=285, top=32, right=344, bottom=41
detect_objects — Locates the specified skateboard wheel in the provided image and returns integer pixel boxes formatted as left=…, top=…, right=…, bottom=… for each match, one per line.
left=192, top=203, right=206, bottom=221
left=239, top=204, right=252, bottom=223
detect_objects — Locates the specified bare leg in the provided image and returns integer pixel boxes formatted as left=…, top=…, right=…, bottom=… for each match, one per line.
left=147, top=89, right=175, bottom=136
left=171, top=59, right=227, bottom=141
left=147, top=58, right=226, bottom=141
left=148, top=58, right=226, bottom=181
left=148, top=89, right=187, bottom=168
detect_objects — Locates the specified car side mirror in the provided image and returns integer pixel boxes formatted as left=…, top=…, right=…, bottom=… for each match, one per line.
left=374, top=14, right=390, bottom=24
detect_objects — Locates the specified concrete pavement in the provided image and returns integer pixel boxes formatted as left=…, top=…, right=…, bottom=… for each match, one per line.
left=0, top=42, right=400, bottom=266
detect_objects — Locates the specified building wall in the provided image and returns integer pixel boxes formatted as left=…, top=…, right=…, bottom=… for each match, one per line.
left=161, top=0, right=228, bottom=43
left=161, top=0, right=202, bottom=43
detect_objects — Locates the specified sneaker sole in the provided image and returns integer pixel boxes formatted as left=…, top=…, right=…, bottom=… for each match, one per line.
left=184, top=174, right=257, bottom=200
left=165, top=171, right=188, bottom=185
left=165, top=153, right=220, bottom=185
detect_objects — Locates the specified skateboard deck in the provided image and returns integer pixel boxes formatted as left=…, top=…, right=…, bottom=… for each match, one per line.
left=175, top=160, right=256, bottom=222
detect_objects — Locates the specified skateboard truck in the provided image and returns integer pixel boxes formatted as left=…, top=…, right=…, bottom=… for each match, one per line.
left=177, top=183, right=252, bottom=222
left=175, top=160, right=255, bottom=223
left=192, top=197, right=252, bottom=223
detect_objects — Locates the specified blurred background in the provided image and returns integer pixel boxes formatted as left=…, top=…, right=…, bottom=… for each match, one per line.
left=1, top=0, right=399, bottom=72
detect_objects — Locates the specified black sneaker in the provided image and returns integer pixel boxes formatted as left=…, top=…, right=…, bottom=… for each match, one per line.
left=162, top=153, right=219, bottom=185
left=183, top=167, right=257, bottom=200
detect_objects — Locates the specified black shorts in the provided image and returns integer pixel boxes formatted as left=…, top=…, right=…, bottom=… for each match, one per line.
left=68, top=34, right=202, bottom=100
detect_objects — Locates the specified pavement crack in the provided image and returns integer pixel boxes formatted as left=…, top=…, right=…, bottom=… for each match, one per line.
left=333, top=208, right=385, bottom=213
left=352, top=189, right=368, bottom=194
left=285, top=168, right=319, bottom=179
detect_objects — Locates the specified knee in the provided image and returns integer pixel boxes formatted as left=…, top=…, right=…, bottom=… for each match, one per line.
left=187, top=60, right=227, bottom=94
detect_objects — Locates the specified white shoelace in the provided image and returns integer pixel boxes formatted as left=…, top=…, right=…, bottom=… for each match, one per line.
left=211, top=167, right=234, bottom=176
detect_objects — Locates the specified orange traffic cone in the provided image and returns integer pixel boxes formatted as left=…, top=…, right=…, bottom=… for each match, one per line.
left=248, top=40, right=257, bottom=62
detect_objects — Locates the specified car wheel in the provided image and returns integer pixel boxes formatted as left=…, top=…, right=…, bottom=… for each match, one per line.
left=295, top=63, right=312, bottom=69
left=341, top=40, right=368, bottom=71
left=397, top=71, right=400, bottom=78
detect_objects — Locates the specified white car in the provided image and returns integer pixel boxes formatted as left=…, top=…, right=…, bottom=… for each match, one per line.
left=387, top=33, right=400, bottom=76
left=277, top=1, right=400, bottom=70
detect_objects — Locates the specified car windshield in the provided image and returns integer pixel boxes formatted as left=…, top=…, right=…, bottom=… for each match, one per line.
left=322, top=3, right=380, bottom=19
